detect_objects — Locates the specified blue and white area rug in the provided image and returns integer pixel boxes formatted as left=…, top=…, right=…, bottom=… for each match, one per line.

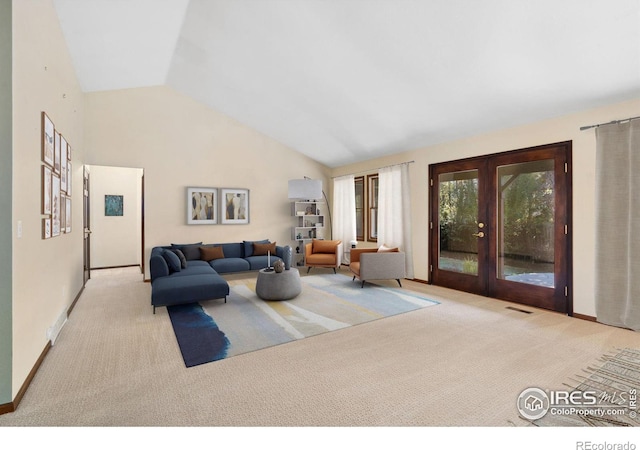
left=168, top=273, right=439, bottom=367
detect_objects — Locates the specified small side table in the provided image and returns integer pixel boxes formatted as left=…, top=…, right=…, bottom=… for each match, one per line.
left=256, top=268, right=302, bottom=301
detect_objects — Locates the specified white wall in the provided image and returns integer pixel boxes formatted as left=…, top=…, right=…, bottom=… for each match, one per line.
left=332, top=98, right=640, bottom=318
left=89, top=165, right=143, bottom=269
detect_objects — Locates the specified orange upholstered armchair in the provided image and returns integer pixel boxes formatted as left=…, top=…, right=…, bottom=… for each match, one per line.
left=305, top=239, right=343, bottom=273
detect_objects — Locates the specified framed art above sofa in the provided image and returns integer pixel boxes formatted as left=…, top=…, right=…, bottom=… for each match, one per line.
left=221, top=188, right=249, bottom=224
left=188, top=187, right=218, bottom=225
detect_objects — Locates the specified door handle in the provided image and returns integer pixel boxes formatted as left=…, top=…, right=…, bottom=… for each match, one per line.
left=472, top=231, right=485, bottom=238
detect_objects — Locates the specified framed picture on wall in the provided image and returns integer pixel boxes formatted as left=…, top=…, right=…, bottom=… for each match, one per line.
left=52, top=173, right=61, bottom=237
left=221, top=188, right=249, bottom=224
left=42, top=165, right=52, bottom=215
left=60, top=194, right=66, bottom=233
left=61, top=146, right=68, bottom=194
left=105, top=195, right=124, bottom=216
left=187, top=187, right=218, bottom=224
left=56, top=134, right=66, bottom=176
left=67, top=161, right=72, bottom=196
left=42, top=112, right=54, bottom=167
left=65, top=197, right=72, bottom=233
left=42, top=217, right=51, bottom=239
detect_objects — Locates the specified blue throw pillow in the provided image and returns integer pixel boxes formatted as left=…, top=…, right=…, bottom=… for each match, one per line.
left=171, top=249, right=188, bottom=269
left=162, top=249, right=182, bottom=273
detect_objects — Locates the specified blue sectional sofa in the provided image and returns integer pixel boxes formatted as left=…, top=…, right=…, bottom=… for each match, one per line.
left=150, top=240, right=291, bottom=313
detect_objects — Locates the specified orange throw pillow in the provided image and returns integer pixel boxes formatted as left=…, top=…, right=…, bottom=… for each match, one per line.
left=200, top=246, right=225, bottom=261
left=253, top=242, right=276, bottom=256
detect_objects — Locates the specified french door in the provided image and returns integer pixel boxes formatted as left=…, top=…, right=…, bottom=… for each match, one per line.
left=429, top=142, right=572, bottom=314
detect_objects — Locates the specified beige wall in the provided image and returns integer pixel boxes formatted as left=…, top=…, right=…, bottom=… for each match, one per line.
left=331, top=98, right=640, bottom=317
left=89, top=165, right=144, bottom=269
left=11, top=0, right=85, bottom=396
left=83, top=85, right=331, bottom=279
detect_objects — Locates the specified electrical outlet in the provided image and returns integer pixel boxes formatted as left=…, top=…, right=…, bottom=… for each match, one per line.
left=17, top=220, right=22, bottom=238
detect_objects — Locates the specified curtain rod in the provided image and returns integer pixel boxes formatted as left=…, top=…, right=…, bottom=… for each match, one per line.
left=331, top=160, right=415, bottom=179
left=580, top=115, right=640, bottom=131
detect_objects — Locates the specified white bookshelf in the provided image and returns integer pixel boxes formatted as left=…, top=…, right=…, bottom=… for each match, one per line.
left=291, top=201, right=325, bottom=267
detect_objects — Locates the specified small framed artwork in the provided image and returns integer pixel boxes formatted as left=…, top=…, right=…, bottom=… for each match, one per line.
left=221, top=188, right=249, bottom=224
left=56, top=134, right=66, bottom=176
left=187, top=187, right=218, bottom=224
left=65, top=197, right=72, bottom=233
left=66, top=161, right=72, bottom=196
left=105, top=195, right=124, bottom=216
left=60, top=195, right=66, bottom=233
left=42, top=217, right=51, bottom=239
left=61, top=146, right=68, bottom=193
left=42, top=165, right=52, bottom=215
left=52, top=173, right=61, bottom=237
left=42, top=112, right=54, bottom=167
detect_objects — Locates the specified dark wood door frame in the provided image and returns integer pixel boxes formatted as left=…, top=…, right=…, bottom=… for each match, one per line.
left=429, top=141, right=573, bottom=315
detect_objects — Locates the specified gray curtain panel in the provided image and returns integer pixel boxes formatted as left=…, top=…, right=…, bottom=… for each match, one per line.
left=595, top=119, right=640, bottom=330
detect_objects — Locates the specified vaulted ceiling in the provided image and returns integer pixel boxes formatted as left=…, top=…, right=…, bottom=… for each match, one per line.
left=53, top=0, right=640, bottom=167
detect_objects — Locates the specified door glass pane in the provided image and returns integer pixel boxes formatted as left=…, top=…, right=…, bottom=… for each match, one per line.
left=438, top=170, right=479, bottom=275
left=497, top=160, right=555, bottom=287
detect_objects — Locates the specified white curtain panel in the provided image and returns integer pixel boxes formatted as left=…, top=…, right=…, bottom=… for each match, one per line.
left=332, top=174, right=356, bottom=264
left=595, top=119, right=640, bottom=331
left=378, top=164, right=414, bottom=278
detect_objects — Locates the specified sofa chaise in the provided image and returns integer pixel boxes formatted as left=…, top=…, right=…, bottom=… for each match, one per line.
left=150, top=240, right=291, bottom=313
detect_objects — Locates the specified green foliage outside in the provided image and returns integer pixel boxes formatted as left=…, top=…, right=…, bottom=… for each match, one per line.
left=439, top=169, right=554, bottom=264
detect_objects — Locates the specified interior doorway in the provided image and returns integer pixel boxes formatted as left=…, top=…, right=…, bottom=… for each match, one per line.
left=429, top=141, right=572, bottom=314
left=83, top=166, right=91, bottom=285
left=83, top=165, right=145, bottom=275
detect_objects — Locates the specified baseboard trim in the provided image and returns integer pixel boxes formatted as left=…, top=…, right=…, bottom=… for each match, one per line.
left=0, top=284, right=85, bottom=416
left=0, top=400, right=14, bottom=415
left=92, top=264, right=140, bottom=270
left=573, top=312, right=597, bottom=322
left=0, top=340, right=51, bottom=416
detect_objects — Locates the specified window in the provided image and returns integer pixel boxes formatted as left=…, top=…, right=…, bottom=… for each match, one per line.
left=352, top=173, right=379, bottom=242
left=355, top=176, right=364, bottom=241
left=367, top=174, right=379, bottom=242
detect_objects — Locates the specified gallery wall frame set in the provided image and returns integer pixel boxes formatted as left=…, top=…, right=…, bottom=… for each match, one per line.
left=187, top=187, right=250, bottom=225
left=41, top=111, right=73, bottom=239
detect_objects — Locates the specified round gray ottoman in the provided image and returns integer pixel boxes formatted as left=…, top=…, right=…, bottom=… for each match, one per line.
left=256, top=268, right=302, bottom=300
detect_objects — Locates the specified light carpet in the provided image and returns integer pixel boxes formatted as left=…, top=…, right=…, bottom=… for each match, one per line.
left=168, top=273, right=439, bottom=367
left=528, top=347, right=640, bottom=426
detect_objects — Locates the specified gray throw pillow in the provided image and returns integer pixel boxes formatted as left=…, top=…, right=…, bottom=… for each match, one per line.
left=171, top=242, right=202, bottom=260
left=171, top=249, right=188, bottom=269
